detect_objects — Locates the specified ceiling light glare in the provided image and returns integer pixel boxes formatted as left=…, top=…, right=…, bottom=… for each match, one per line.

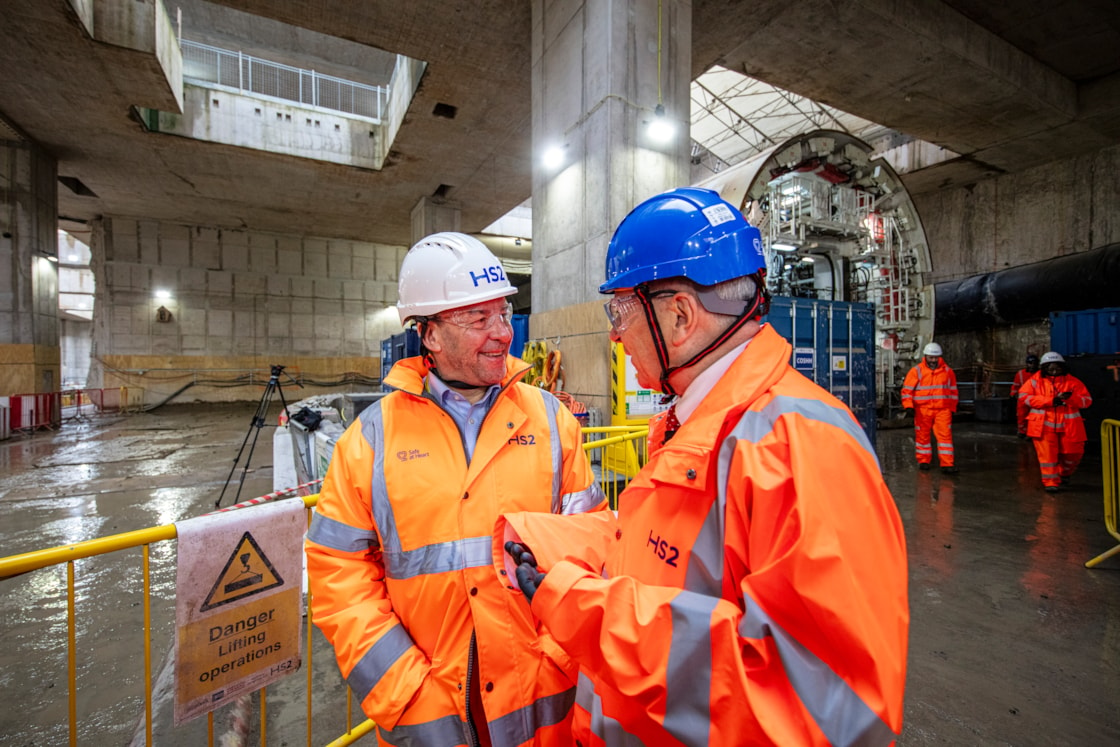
left=542, top=145, right=565, bottom=171
left=647, top=105, right=676, bottom=143
left=155, top=289, right=171, bottom=300
left=772, top=242, right=798, bottom=252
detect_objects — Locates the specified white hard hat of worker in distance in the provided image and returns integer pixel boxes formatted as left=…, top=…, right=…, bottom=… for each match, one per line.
left=1040, top=351, right=1064, bottom=365
left=396, top=232, right=517, bottom=325
left=923, top=342, right=943, bottom=357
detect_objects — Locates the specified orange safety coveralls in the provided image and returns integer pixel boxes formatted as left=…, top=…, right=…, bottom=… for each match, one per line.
left=496, top=325, right=909, bottom=746
left=1021, top=371, right=1093, bottom=487
left=306, top=355, right=607, bottom=747
left=1010, top=368, right=1033, bottom=435
left=901, top=360, right=958, bottom=467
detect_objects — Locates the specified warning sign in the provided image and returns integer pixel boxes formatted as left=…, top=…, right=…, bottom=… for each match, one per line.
left=201, top=532, right=285, bottom=611
left=174, top=499, right=304, bottom=725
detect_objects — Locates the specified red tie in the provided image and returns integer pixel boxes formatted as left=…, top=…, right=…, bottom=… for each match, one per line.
left=663, top=404, right=680, bottom=443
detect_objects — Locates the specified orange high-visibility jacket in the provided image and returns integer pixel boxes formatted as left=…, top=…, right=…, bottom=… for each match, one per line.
left=500, top=325, right=910, bottom=746
left=1010, top=368, right=1032, bottom=399
left=901, top=360, right=958, bottom=412
left=306, top=355, right=607, bottom=747
left=1021, top=371, right=1092, bottom=441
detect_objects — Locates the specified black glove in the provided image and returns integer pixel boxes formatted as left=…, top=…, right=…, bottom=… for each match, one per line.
left=1052, top=391, right=1071, bottom=407
left=504, top=541, right=546, bottom=602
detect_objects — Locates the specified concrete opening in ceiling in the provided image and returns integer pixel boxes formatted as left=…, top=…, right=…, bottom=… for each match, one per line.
left=132, top=0, right=425, bottom=170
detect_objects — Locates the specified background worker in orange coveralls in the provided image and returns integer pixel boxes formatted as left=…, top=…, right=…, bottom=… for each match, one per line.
left=901, top=342, right=959, bottom=473
left=1010, top=353, right=1040, bottom=438
left=1021, top=351, right=1093, bottom=493
left=500, top=188, right=909, bottom=746
left=305, top=232, right=606, bottom=747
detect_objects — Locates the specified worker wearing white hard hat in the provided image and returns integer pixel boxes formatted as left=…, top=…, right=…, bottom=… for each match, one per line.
left=306, top=232, right=607, bottom=746
left=1019, top=351, right=1093, bottom=492
left=901, top=341, right=960, bottom=473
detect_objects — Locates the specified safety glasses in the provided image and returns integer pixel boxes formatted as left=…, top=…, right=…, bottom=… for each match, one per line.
left=432, top=302, right=514, bottom=331
left=603, top=290, right=677, bottom=334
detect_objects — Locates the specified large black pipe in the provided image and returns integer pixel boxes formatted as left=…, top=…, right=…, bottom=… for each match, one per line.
left=935, top=244, right=1120, bottom=333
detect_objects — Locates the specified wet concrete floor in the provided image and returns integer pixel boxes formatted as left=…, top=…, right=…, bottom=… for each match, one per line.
left=1, top=403, right=1118, bottom=745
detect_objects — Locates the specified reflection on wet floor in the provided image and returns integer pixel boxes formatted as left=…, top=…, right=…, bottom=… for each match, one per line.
left=1, top=406, right=1119, bottom=744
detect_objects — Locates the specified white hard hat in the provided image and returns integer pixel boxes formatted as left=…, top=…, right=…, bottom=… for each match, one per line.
left=923, top=342, right=943, bottom=357
left=397, top=232, right=517, bottom=324
left=1040, top=351, right=1065, bottom=365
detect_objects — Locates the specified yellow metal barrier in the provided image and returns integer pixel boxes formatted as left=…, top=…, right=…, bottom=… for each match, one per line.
left=582, top=425, right=649, bottom=509
left=0, top=429, right=649, bottom=745
left=1086, top=418, right=1120, bottom=568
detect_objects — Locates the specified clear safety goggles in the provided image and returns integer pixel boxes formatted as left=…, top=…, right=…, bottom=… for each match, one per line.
left=603, top=289, right=677, bottom=334
left=432, top=302, right=513, bottom=331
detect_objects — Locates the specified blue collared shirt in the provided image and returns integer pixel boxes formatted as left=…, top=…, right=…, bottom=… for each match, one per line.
left=426, top=372, right=502, bottom=461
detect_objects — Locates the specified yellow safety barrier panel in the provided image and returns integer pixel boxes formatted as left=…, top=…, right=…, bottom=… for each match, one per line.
left=582, top=425, right=649, bottom=510
left=1086, top=418, right=1120, bottom=568
left=0, top=430, right=648, bottom=745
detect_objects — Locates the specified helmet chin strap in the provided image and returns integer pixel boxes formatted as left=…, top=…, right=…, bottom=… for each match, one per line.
left=635, top=277, right=767, bottom=397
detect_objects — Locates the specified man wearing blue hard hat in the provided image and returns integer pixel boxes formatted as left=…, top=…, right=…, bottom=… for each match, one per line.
left=503, top=188, right=910, bottom=745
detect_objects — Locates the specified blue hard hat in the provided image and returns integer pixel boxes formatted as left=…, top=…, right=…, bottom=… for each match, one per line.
left=600, top=187, right=765, bottom=293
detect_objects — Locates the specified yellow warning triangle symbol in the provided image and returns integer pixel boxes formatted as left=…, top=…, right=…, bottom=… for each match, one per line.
left=200, top=531, right=285, bottom=611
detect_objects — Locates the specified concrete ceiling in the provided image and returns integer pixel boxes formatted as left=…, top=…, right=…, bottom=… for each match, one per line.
left=2, top=0, right=1119, bottom=248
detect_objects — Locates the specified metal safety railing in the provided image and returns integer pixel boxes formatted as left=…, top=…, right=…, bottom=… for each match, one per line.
left=581, top=425, right=650, bottom=509
left=180, top=39, right=387, bottom=121
left=1086, top=418, right=1120, bottom=568
left=0, top=427, right=650, bottom=745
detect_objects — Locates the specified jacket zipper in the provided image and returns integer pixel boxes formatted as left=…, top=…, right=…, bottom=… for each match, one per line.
left=465, top=632, right=481, bottom=747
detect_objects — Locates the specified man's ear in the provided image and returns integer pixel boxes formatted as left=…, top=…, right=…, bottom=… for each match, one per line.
left=420, top=322, right=443, bottom=353
left=666, top=291, right=702, bottom=347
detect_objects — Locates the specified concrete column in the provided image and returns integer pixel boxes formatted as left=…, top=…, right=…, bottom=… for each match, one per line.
left=531, top=0, right=691, bottom=312
left=0, top=136, right=60, bottom=394
left=410, top=196, right=462, bottom=243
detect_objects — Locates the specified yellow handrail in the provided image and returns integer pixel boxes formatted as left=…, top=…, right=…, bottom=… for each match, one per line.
left=1086, top=418, right=1120, bottom=568
left=0, top=495, right=321, bottom=580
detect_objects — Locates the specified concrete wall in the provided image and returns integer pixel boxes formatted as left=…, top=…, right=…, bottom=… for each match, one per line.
left=915, top=142, right=1120, bottom=379
left=153, top=84, right=383, bottom=169
left=0, top=139, right=60, bottom=395
left=61, top=318, right=92, bottom=388
left=916, top=143, right=1120, bottom=283
left=87, top=216, right=407, bottom=405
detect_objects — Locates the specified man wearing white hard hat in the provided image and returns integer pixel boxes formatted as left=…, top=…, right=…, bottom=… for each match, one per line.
left=901, top=342, right=960, bottom=473
left=305, top=232, right=607, bottom=746
left=1019, top=351, right=1093, bottom=492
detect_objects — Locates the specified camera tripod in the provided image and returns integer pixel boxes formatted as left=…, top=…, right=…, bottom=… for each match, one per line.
left=215, top=364, right=301, bottom=508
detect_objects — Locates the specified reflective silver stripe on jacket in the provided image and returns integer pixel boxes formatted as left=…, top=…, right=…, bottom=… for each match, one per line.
left=347, top=623, right=415, bottom=702
left=306, top=511, right=379, bottom=553
left=488, top=687, right=577, bottom=747
left=578, top=672, right=648, bottom=746
left=377, top=712, right=471, bottom=746
left=739, top=594, right=896, bottom=746
left=544, top=390, right=563, bottom=513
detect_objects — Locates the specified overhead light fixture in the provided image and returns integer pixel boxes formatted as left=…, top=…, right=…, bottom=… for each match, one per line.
left=647, top=104, right=675, bottom=143
left=772, top=242, right=798, bottom=252
left=68, top=254, right=79, bottom=262
left=514, top=238, right=522, bottom=247
left=155, top=289, right=171, bottom=300
left=542, top=145, right=565, bottom=171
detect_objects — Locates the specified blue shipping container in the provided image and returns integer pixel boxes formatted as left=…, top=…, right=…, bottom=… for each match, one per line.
left=380, top=329, right=421, bottom=391
left=763, top=296, right=878, bottom=444
left=510, top=314, right=530, bottom=360
left=1049, top=307, right=1120, bottom=356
